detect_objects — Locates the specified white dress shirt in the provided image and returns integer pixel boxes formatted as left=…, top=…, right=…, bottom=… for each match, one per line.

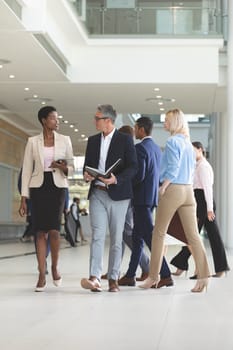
left=95, top=128, right=116, bottom=186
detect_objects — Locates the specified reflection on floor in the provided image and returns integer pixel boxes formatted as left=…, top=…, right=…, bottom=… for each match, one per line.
left=0, top=236, right=232, bottom=350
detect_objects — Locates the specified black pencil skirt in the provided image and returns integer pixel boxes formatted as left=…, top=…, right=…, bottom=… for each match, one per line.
left=30, top=172, right=66, bottom=232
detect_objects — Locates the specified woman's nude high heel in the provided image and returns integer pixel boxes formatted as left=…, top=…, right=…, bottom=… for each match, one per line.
left=51, top=266, right=62, bottom=287
left=139, top=277, right=159, bottom=289
left=35, top=274, right=46, bottom=292
left=171, top=269, right=187, bottom=277
left=53, top=277, right=62, bottom=287
left=191, top=278, right=208, bottom=293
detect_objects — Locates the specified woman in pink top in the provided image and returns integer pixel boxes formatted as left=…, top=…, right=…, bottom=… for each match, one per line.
left=171, top=141, right=230, bottom=278
left=19, top=106, right=74, bottom=292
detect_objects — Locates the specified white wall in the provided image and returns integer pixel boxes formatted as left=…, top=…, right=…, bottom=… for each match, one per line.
left=69, top=41, right=222, bottom=83
left=152, top=123, right=210, bottom=149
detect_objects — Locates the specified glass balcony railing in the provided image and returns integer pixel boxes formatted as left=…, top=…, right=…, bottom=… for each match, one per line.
left=67, top=1, right=224, bottom=38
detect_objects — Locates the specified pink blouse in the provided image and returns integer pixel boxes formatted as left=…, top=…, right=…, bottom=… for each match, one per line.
left=44, top=146, right=54, bottom=172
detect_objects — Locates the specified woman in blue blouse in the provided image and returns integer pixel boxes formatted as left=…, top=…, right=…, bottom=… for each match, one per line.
left=140, top=109, right=210, bottom=292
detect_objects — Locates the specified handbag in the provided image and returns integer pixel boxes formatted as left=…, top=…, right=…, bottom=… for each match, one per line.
left=167, top=211, right=188, bottom=244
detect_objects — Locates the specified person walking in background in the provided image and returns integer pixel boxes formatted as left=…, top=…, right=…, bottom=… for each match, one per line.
left=118, top=117, right=173, bottom=288
left=119, top=200, right=150, bottom=281
left=19, top=106, right=74, bottom=292
left=18, top=168, right=34, bottom=243
left=170, top=141, right=230, bottom=278
left=119, top=125, right=150, bottom=281
left=20, top=208, right=34, bottom=242
left=70, top=197, right=88, bottom=244
left=81, top=104, right=137, bottom=292
left=140, top=109, right=210, bottom=293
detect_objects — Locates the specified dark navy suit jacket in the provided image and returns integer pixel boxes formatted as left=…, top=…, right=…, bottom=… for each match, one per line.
left=84, top=130, right=138, bottom=200
left=132, top=137, right=162, bottom=207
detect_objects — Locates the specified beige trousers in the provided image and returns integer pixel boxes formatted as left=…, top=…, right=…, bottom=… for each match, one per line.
left=150, top=184, right=210, bottom=280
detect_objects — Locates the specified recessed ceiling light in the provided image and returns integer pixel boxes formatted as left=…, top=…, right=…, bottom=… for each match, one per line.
left=24, top=97, right=52, bottom=103
left=24, top=87, right=30, bottom=91
left=78, top=137, right=88, bottom=142
left=33, top=94, right=38, bottom=98
left=160, top=108, right=165, bottom=111
left=154, top=88, right=160, bottom=91
left=81, top=134, right=85, bottom=138
left=41, top=101, right=46, bottom=105
left=64, top=120, right=68, bottom=124
left=9, top=74, right=15, bottom=79
left=158, top=102, right=163, bottom=105
left=58, top=115, right=63, bottom=119
left=70, top=124, right=74, bottom=128
left=74, top=129, right=78, bottom=132
left=145, top=97, right=175, bottom=103
left=0, top=65, right=3, bottom=69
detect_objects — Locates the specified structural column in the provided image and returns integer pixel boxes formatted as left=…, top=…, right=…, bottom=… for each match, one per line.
left=214, top=1, right=233, bottom=249
left=226, top=0, right=233, bottom=248
left=213, top=112, right=228, bottom=244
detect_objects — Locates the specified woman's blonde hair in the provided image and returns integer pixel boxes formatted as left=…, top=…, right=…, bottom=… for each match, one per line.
left=165, top=108, right=190, bottom=138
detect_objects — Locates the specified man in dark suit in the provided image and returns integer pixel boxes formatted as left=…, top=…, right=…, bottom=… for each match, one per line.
left=81, top=104, right=138, bottom=292
left=118, top=116, right=173, bottom=288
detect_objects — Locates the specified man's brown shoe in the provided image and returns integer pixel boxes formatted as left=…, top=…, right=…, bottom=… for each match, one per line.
left=151, top=277, right=174, bottom=289
left=136, top=272, right=149, bottom=282
left=118, top=275, right=136, bottom=286
left=108, top=279, right=120, bottom=292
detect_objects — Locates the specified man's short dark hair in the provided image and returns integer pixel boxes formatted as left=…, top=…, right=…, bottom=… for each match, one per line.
left=38, top=106, right=57, bottom=125
left=136, top=116, right=153, bottom=135
left=97, top=104, right=117, bottom=122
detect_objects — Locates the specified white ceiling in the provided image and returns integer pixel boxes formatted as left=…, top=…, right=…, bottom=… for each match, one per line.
left=0, top=0, right=227, bottom=156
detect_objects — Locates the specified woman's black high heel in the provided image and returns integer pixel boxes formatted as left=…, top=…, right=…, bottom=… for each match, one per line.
left=189, top=274, right=197, bottom=280
left=212, top=271, right=227, bottom=278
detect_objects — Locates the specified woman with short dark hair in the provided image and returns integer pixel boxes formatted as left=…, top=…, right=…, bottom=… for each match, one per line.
left=19, top=106, right=74, bottom=292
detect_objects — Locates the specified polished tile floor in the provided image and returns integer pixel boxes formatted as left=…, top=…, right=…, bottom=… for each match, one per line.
left=0, top=235, right=232, bottom=350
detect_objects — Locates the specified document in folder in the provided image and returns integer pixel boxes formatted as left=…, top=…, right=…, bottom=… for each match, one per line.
left=85, top=158, right=122, bottom=179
